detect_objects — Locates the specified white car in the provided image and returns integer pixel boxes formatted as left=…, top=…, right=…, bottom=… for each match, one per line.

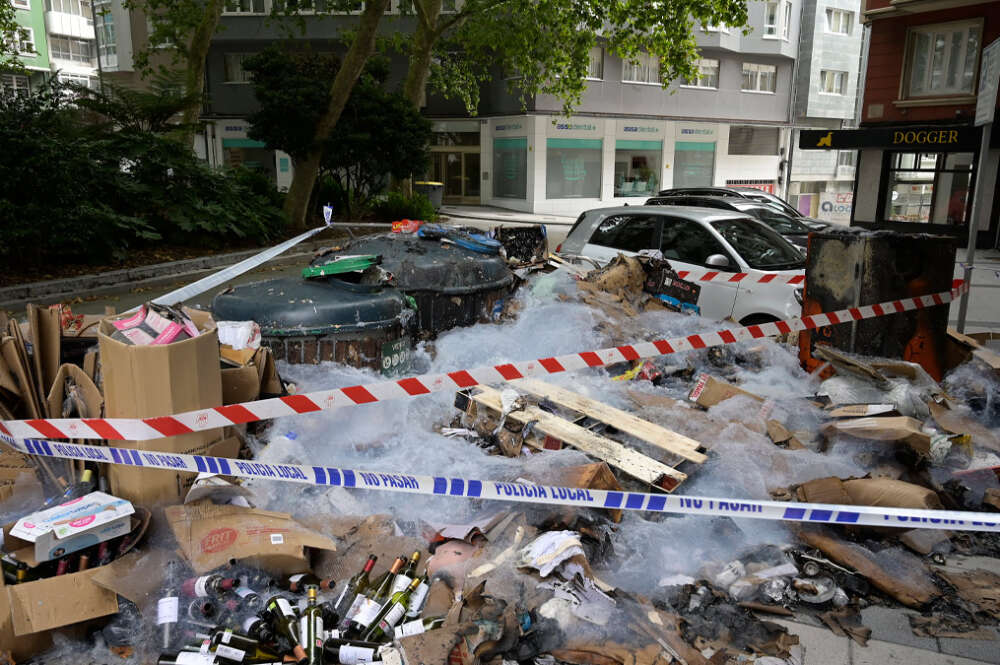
left=557, top=206, right=805, bottom=324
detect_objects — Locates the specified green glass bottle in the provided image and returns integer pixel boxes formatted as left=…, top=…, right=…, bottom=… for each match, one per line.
left=361, top=577, right=422, bottom=642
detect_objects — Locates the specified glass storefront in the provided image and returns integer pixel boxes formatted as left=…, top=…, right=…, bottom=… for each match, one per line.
left=673, top=141, right=716, bottom=188
left=885, top=151, right=974, bottom=225
left=493, top=137, right=527, bottom=199
left=546, top=138, right=602, bottom=198
left=614, top=140, right=661, bottom=197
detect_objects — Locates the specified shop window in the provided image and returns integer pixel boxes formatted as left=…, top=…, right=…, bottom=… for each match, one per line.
left=614, top=140, right=661, bottom=197
left=590, top=215, right=659, bottom=253
left=586, top=46, right=603, bottom=80
left=622, top=53, right=659, bottom=84
left=546, top=138, right=602, bottom=199
left=681, top=58, right=719, bottom=89
left=224, top=53, right=254, bottom=83
left=884, top=151, right=974, bottom=225
left=674, top=142, right=715, bottom=188
left=493, top=137, right=527, bottom=199
left=826, top=8, right=853, bottom=35
left=741, top=63, right=776, bottom=93
left=905, top=20, right=981, bottom=98
left=820, top=69, right=847, bottom=95
left=728, top=126, right=778, bottom=155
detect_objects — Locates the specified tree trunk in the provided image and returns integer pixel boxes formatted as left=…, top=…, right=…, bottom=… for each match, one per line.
left=283, top=0, right=389, bottom=229
left=178, top=0, right=225, bottom=149
left=402, top=0, right=442, bottom=108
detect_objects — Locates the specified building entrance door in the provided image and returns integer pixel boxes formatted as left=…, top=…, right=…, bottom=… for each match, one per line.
left=431, top=151, right=481, bottom=204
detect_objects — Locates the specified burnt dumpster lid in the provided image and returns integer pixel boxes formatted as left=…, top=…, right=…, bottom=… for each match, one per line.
left=314, top=234, right=514, bottom=295
left=212, top=277, right=409, bottom=337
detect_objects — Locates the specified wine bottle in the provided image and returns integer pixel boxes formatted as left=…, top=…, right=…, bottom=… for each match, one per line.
left=156, top=651, right=217, bottom=665
left=321, top=637, right=384, bottom=665
left=232, top=586, right=263, bottom=611
left=77, top=554, right=90, bottom=571
left=333, top=555, right=377, bottom=629
left=55, top=557, right=71, bottom=576
left=263, top=595, right=308, bottom=665
left=158, top=562, right=181, bottom=651
left=393, top=615, right=444, bottom=639
left=390, top=551, right=421, bottom=594
left=210, top=628, right=283, bottom=663
left=301, top=586, right=323, bottom=665
left=404, top=572, right=430, bottom=618
left=183, top=574, right=240, bottom=598
left=43, top=468, right=95, bottom=507
left=319, top=601, right=339, bottom=629
left=342, top=558, right=404, bottom=636
left=283, top=572, right=335, bottom=593
left=186, top=598, right=216, bottom=621
left=97, top=541, right=113, bottom=566
left=241, top=616, right=275, bottom=644
left=361, top=577, right=422, bottom=642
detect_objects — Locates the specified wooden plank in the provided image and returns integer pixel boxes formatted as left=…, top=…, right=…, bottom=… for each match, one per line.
left=948, top=328, right=1000, bottom=371
left=515, top=379, right=707, bottom=464
left=470, top=385, right=686, bottom=491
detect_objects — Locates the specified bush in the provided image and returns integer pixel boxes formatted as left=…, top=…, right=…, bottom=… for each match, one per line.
left=370, top=191, right=437, bottom=223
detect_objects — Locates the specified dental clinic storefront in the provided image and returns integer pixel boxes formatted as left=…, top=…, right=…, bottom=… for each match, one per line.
left=477, top=115, right=783, bottom=216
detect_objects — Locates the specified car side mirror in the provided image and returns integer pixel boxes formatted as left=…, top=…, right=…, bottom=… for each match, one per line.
left=705, top=254, right=732, bottom=269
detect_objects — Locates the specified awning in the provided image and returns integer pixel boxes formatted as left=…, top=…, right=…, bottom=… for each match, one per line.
left=799, top=125, right=981, bottom=151
left=222, top=138, right=268, bottom=149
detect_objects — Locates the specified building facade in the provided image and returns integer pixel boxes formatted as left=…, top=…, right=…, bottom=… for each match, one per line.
left=2, top=0, right=100, bottom=94
left=799, top=0, right=999, bottom=247
left=3, top=0, right=51, bottom=94
left=787, top=0, right=865, bottom=224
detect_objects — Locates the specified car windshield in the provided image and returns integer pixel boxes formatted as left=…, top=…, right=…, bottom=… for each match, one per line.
left=750, top=208, right=812, bottom=234
left=711, top=218, right=804, bottom=270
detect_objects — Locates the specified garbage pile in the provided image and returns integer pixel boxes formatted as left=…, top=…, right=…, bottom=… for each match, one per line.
left=2, top=233, right=1000, bottom=665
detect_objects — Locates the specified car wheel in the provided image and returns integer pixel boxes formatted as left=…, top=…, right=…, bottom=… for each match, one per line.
left=738, top=313, right=780, bottom=326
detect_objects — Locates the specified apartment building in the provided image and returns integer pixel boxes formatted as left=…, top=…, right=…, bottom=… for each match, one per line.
left=788, top=0, right=865, bottom=224
left=3, top=0, right=51, bottom=94
left=2, top=0, right=100, bottom=94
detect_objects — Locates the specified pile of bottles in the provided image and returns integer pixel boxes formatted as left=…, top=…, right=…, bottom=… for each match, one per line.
left=158, top=551, right=443, bottom=664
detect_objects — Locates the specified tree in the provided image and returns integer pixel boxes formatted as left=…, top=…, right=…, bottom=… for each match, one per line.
left=122, top=0, right=226, bottom=148
left=400, top=0, right=750, bottom=115
left=1, top=2, right=27, bottom=74
left=245, top=48, right=432, bottom=219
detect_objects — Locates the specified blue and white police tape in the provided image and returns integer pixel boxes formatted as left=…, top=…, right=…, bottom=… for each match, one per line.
left=4, top=433, right=1000, bottom=532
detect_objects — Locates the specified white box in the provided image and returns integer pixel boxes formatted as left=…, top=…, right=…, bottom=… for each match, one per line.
left=9, top=492, right=134, bottom=562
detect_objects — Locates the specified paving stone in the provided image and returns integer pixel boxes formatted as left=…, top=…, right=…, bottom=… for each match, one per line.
left=939, top=631, right=1000, bottom=664
left=853, top=639, right=991, bottom=665
left=770, top=618, right=851, bottom=665
left=860, top=605, right=938, bottom=650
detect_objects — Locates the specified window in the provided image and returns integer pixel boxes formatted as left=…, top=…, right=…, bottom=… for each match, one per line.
left=1, top=73, right=30, bottom=95
left=826, top=8, right=853, bottom=35
left=660, top=218, right=731, bottom=267
left=50, top=36, right=94, bottom=62
left=681, top=58, right=719, bottom=89
left=58, top=72, right=97, bottom=90
left=12, top=26, right=34, bottom=55
left=224, top=0, right=265, bottom=12
left=741, top=62, right=776, bottom=93
left=494, top=137, right=527, bottom=199
left=45, top=0, right=92, bottom=18
left=224, top=53, right=253, bottom=83
left=885, top=151, right=974, bottom=225
left=586, top=46, right=603, bottom=80
left=615, top=140, right=661, bottom=197
left=763, top=1, right=778, bottom=37
left=591, top=215, right=659, bottom=252
left=622, top=53, right=659, bottom=84
left=838, top=150, right=856, bottom=166
left=94, top=2, right=116, bottom=65
left=782, top=1, right=792, bottom=39
left=703, top=22, right=730, bottom=34
left=323, top=0, right=361, bottom=13
left=673, top=142, right=715, bottom=188
left=12, top=0, right=30, bottom=9
left=712, top=219, right=802, bottom=269
left=547, top=138, right=602, bottom=199
left=905, top=20, right=982, bottom=98
left=819, top=69, right=847, bottom=94
left=728, top=126, right=779, bottom=155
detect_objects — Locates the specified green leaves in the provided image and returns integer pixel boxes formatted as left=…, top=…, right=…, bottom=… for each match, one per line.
left=0, top=2, right=24, bottom=74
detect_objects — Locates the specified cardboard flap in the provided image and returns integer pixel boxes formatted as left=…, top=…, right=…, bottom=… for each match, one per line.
left=90, top=549, right=172, bottom=606
left=7, top=568, right=119, bottom=636
left=46, top=363, right=103, bottom=421
left=165, top=501, right=336, bottom=575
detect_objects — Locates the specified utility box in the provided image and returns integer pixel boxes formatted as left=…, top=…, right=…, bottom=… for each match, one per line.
left=798, top=230, right=957, bottom=381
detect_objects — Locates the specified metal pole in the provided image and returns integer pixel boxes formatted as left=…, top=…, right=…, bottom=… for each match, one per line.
left=956, top=123, right=991, bottom=333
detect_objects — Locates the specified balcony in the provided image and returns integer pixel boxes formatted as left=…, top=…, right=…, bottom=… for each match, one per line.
left=45, top=10, right=96, bottom=40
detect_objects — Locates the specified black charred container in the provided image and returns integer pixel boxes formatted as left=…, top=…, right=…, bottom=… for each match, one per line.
left=212, top=278, right=413, bottom=370
left=314, top=234, right=516, bottom=336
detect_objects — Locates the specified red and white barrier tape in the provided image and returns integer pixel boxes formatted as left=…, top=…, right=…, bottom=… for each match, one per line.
left=673, top=269, right=805, bottom=286
left=0, top=282, right=967, bottom=442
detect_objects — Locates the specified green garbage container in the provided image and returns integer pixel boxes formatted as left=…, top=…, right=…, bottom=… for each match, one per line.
left=414, top=181, right=444, bottom=209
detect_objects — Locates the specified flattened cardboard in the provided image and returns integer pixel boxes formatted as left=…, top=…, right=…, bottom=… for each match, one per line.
left=165, top=501, right=337, bottom=576
left=222, top=364, right=260, bottom=405
left=928, top=401, right=1000, bottom=452
left=2, top=332, right=43, bottom=418
left=27, top=304, right=61, bottom=398
left=7, top=565, right=120, bottom=636
left=109, top=436, right=240, bottom=507
left=827, top=404, right=898, bottom=418
left=46, top=363, right=103, bottom=421
left=688, top=374, right=764, bottom=408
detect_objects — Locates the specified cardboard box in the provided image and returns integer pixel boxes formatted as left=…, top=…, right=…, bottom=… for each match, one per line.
left=9, top=492, right=134, bottom=562
left=165, top=501, right=337, bottom=576
left=109, top=436, right=240, bottom=507
left=99, top=307, right=224, bottom=506
left=46, top=363, right=103, bottom=420
left=222, top=364, right=260, bottom=405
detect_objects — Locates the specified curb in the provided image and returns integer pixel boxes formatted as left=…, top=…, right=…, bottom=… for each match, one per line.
left=0, top=239, right=333, bottom=310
